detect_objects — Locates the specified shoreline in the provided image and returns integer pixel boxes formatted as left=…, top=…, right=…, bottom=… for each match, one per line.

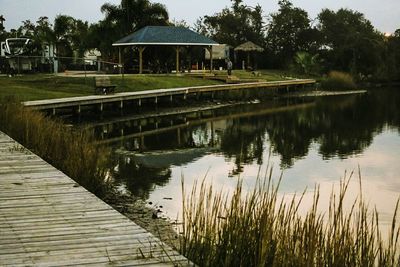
left=103, top=188, right=182, bottom=251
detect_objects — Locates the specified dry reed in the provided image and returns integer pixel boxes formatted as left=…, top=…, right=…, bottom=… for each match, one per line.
left=180, top=168, right=400, bottom=266
left=0, top=99, right=110, bottom=195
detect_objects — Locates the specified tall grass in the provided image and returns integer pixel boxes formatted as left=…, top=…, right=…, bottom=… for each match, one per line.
left=180, top=169, right=400, bottom=266
left=320, top=71, right=357, bottom=90
left=0, top=99, right=110, bottom=195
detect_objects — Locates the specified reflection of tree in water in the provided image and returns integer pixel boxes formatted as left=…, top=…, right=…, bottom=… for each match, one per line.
left=108, top=88, right=400, bottom=195
left=219, top=88, right=400, bottom=169
left=111, top=155, right=171, bottom=200
left=266, top=110, right=318, bottom=168
left=317, top=90, right=400, bottom=159
left=220, top=118, right=266, bottom=173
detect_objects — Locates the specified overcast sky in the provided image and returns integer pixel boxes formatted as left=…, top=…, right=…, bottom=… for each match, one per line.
left=1, top=0, right=399, bottom=33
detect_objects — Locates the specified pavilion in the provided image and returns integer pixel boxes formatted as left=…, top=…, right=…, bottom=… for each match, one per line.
left=234, top=41, right=264, bottom=70
left=113, top=26, right=219, bottom=74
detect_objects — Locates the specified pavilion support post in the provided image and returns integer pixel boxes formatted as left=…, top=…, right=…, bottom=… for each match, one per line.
left=247, top=52, right=250, bottom=70
left=187, top=46, right=193, bottom=73
left=138, top=46, right=146, bottom=74
left=206, top=46, right=214, bottom=73
left=118, top=47, right=122, bottom=74
left=209, top=46, right=213, bottom=73
left=176, top=46, right=180, bottom=74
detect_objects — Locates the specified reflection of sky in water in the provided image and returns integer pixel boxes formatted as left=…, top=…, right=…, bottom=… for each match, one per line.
left=148, top=128, right=400, bottom=229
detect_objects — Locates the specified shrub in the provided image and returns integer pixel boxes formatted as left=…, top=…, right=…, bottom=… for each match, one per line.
left=320, top=71, right=357, bottom=90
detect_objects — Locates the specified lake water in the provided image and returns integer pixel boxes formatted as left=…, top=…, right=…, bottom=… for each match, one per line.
left=78, top=88, right=400, bottom=227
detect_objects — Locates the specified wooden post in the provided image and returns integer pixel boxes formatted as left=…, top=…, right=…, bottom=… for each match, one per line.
left=177, top=128, right=181, bottom=146
left=176, top=46, right=180, bottom=73
left=118, top=47, right=122, bottom=75
left=209, top=46, right=213, bottom=73
left=138, top=46, right=146, bottom=74
left=140, top=136, right=145, bottom=151
left=210, top=121, right=214, bottom=147
left=187, top=46, right=192, bottom=73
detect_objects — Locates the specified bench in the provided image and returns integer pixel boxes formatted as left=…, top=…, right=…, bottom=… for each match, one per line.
left=94, top=76, right=116, bottom=95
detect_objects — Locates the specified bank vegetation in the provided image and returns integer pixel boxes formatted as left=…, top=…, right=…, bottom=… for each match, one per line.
left=181, top=170, right=400, bottom=266
left=0, top=99, right=110, bottom=195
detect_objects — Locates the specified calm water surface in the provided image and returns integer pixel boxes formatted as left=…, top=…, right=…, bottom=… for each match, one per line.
left=82, top=88, right=400, bottom=226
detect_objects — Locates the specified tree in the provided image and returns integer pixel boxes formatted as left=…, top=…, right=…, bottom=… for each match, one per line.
left=87, top=21, right=117, bottom=60
left=195, top=0, right=265, bottom=47
left=385, top=29, right=400, bottom=81
left=35, top=16, right=55, bottom=44
left=0, top=15, right=5, bottom=32
left=266, top=0, right=317, bottom=68
left=90, top=0, right=169, bottom=61
left=54, top=15, right=90, bottom=57
left=12, top=17, right=54, bottom=57
left=317, top=8, right=385, bottom=78
left=19, top=20, right=36, bottom=37
left=71, top=20, right=90, bottom=57
left=101, top=0, right=168, bottom=37
left=54, top=15, right=75, bottom=57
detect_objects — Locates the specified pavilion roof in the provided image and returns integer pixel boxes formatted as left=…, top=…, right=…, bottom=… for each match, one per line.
left=234, top=41, right=264, bottom=52
left=113, top=26, right=218, bottom=46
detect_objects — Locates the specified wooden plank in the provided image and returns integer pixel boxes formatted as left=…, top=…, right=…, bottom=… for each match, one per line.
left=6, top=252, right=188, bottom=267
left=0, top=212, right=123, bottom=227
left=0, top=220, right=135, bottom=233
left=0, top=246, right=185, bottom=265
left=0, top=247, right=185, bottom=265
left=0, top=131, right=190, bottom=266
left=0, top=233, right=160, bottom=252
left=0, top=226, right=149, bottom=243
left=0, top=206, right=114, bottom=218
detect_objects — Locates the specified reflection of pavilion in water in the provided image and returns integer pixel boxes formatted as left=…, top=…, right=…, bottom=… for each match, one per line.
left=91, top=101, right=317, bottom=196
left=95, top=110, right=227, bottom=151
left=89, top=101, right=314, bottom=152
left=85, top=88, right=400, bottom=205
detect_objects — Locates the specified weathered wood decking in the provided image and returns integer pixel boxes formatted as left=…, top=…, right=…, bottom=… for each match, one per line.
left=23, top=79, right=316, bottom=113
left=0, top=131, right=191, bottom=266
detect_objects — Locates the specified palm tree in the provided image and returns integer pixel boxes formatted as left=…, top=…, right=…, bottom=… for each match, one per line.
left=88, top=0, right=169, bottom=61
left=101, top=0, right=169, bottom=37
left=294, top=51, right=319, bottom=75
left=0, top=15, right=5, bottom=31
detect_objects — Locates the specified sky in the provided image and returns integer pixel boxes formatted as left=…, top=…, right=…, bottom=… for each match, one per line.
left=1, top=0, right=399, bottom=34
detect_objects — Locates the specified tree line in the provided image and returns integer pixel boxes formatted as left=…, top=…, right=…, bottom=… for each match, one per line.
left=197, top=0, right=400, bottom=81
left=0, top=0, right=399, bottom=80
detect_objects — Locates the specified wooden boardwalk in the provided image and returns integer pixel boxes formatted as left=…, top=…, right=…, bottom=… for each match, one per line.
left=0, top=131, right=191, bottom=266
left=23, top=79, right=315, bottom=113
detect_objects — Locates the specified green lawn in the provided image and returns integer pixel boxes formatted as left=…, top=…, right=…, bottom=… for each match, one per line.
left=0, top=70, right=312, bottom=101
left=113, top=74, right=222, bottom=91
left=213, top=69, right=316, bottom=81
left=0, top=75, right=93, bottom=101
left=0, top=74, right=222, bottom=101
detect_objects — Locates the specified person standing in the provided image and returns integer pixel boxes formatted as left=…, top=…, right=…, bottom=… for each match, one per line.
left=227, top=59, right=233, bottom=76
